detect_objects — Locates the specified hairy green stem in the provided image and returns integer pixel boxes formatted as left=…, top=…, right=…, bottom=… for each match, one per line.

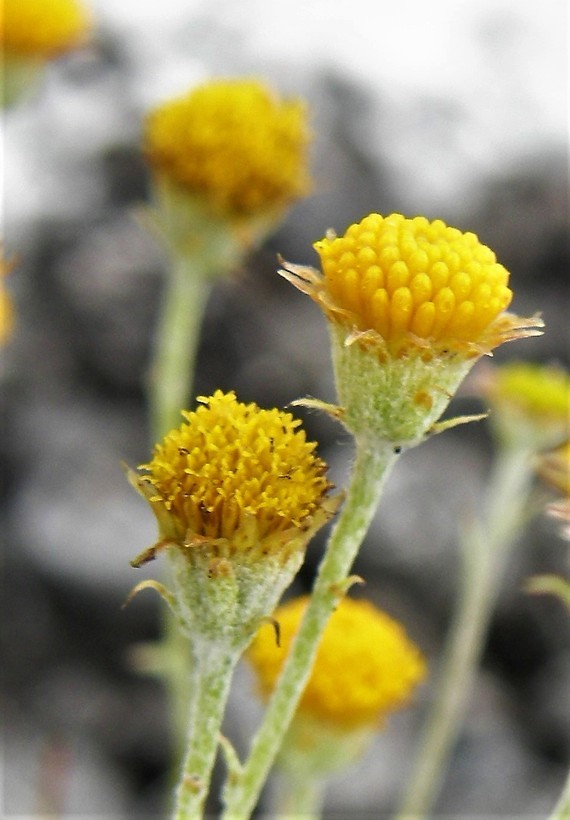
left=222, top=441, right=399, bottom=818
left=397, top=445, right=535, bottom=818
left=145, top=252, right=212, bottom=768
left=148, top=253, right=212, bottom=438
left=174, top=643, right=240, bottom=819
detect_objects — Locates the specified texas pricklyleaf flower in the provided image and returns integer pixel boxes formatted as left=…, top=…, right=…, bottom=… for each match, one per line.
left=128, top=390, right=338, bottom=648
left=280, top=213, right=543, bottom=449
left=1, top=0, right=91, bottom=106
left=142, top=78, right=311, bottom=260
left=1, top=0, right=90, bottom=57
left=128, top=391, right=338, bottom=816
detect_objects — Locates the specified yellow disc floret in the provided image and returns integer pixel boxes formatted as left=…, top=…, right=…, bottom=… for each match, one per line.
left=143, top=79, right=311, bottom=218
left=247, top=596, right=426, bottom=730
left=313, top=213, right=516, bottom=354
left=136, top=391, right=332, bottom=559
left=1, top=0, right=91, bottom=58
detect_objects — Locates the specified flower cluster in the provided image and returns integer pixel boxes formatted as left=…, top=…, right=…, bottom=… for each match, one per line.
left=132, top=390, right=334, bottom=566
left=129, top=390, right=339, bottom=650
left=143, top=79, right=311, bottom=219
left=281, top=213, right=543, bottom=447
left=284, top=213, right=539, bottom=358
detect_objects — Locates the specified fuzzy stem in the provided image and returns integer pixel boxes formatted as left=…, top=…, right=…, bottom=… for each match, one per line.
left=146, top=251, right=212, bottom=767
left=396, top=444, right=535, bottom=819
left=222, top=441, right=399, bottom=818
left=148, top=252, right=212, bottom=438
left=174, top=643, right=240, bottom=819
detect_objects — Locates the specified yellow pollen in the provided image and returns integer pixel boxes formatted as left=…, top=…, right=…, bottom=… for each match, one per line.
left=311, top=213, right=515, bottom=352
left=247, top=596, right=427, bottom=730
left=138, top=391, right=331, bottom=548
left=143, top=79, right=311, bottom=217
left=1, top=0, right=91, bottom=58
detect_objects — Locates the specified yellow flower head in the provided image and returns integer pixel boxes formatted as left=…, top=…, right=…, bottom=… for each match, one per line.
left=247, top=595, right=426, bottom=731
left=280, top=213, right=543, bottom=447
left=1, top=0, right=91, bottom=59
left=282, top=213, right=541, bottom=359
left=479, top=361, right=570, bottom=451
left=131, top=391, right=335, bottom=566
left=143, top=79, right=311, bottom=219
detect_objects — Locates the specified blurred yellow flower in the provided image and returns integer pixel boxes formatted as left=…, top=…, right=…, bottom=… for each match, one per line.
left=479, top=361, right=570, bottom=451
left=485, top=361, right=569, bottom=424
left=143, top=79, right=311, bottom=220
left=131, top=390, right=336, bottom=567
left=1, top=0, right=91, bottom=58
left=247, top=595, right=426, bottom=731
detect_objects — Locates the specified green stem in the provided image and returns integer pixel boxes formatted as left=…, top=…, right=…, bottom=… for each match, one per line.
left=174, top=643, right=240, bottom=819
left=164, top=611, right=200, bottom=771
left=148, top=253, right=212, bottom=438
left=146, top=252, right=211, bottom=769
left=549, top=767, right=570, bottom=820
left=222, top=441, right=399, bottom=818
left=396, top=445, right=535, bottom=819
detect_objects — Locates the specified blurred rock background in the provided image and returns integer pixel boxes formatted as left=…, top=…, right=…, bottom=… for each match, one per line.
left=1, top=0, right=568, bottom=816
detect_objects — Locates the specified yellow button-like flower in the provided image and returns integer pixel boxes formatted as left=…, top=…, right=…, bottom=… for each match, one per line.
left=129, top=392, right=338, bottom=648
left=1, top=0, right=91, bottom=58
left=280, top=213, right=544, bottom=447
left=247, top=595, right=426, bottom=731
left=133, top=390, right=334, bottom=566
left=143, top=79, right=311, bottom=220
left=283, top=213, right=540, bottom=358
